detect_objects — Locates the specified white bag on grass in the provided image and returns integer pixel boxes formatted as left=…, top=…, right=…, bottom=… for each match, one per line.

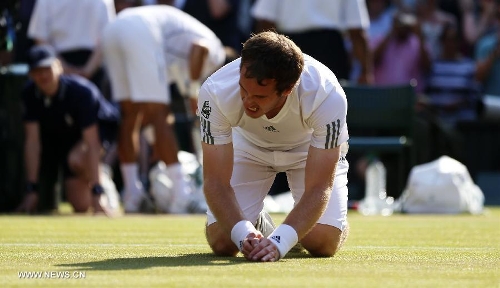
left=398, top=156, right=484, bottom=214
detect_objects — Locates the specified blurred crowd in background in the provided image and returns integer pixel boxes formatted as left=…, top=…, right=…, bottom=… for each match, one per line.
left=1, top=0, right=499, bottom=213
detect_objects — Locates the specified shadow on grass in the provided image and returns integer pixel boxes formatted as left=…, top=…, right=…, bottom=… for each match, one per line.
left=57, top=252, right=311, bottom=271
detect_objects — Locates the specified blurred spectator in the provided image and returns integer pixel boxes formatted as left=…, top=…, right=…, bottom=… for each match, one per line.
left=436, top=0, right=469, bottom=56
left=17, top=45, right=120, bottom=215
left=475, top=1, right=500, bottom=96
left=27, top=0, right=116, bottom=91
left=439, top=0, right=463, bottom=24
left=101, top=5, right=225, bottom=213
left=425, top=23, right=481, bottom=127
left=371, top=12, right=432, bottom=92
left=393, top=0, right=419, bottom=12
left=415, top=0, right=457, bottom=60
left=251, top=0, right=373, bottom=84
left=367, top=0, right=397, bottom=40
left=348, top=0, right=396, bottom=83
left=462, top=0, right=498, bottom=46
left=422, top=23, right=481, bottom=160
left=182, top=0, right=242, bottom=53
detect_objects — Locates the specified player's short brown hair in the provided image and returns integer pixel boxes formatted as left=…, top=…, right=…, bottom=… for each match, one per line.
left=240, top=31, right=304, bottom=96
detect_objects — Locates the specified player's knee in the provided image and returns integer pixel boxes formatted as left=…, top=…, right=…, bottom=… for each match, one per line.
left=301, top=238, right=339, bottom=257
left=307, top=242, right=340, bottom=258
left=205, top=223, right=239, bottom=257
left=301, top=224, right=347, bottom=257
left=208, top=239, right=239, bottom=257
left=207, top=234, right=239, bottom=256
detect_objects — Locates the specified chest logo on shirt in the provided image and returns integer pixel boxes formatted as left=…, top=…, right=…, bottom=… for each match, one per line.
left=65, top=114, right=74, bottom=127
left=44, top=97, right=52, bottom=107
left=263, top=125, right=279, bottom=133
left=201, top=100, right=211, bottom=119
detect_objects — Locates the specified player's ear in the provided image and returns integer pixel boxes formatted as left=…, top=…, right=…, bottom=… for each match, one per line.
left=281, top=86, right=293, bottom=97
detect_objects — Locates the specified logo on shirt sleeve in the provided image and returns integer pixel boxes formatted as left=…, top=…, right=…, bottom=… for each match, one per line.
left=201, top=118, right=214, bottom=145
left=201, top=100, right=211, bottom=119
left=200, top=100, right=214, bottom=144
left=325, top=119, right=341, bottom=149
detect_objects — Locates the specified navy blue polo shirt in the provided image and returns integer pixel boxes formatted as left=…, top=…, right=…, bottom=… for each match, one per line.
left=22, top=74, right=119, bottom=148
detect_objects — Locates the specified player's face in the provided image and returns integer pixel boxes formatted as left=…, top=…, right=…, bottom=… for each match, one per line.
left=239, top=67, right=289, bottom=119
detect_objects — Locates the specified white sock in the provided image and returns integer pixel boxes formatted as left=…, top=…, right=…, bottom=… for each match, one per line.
left=166, top=162, right=190, bottom=212
left=120, top=163, right=143, bottom=196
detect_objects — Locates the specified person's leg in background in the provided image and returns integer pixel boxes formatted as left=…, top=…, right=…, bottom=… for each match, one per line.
left=142, top=102, right=192, bottom=213
left=118, top=100, right=147, bottom=212
left=101, top=20, right=151, bottom=213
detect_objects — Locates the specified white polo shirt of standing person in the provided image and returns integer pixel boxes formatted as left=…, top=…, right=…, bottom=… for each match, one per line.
left=28, top=0, right=115, bottom=52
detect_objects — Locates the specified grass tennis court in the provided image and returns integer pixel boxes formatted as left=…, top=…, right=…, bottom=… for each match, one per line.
left=1, top=207, right=499, bottom=288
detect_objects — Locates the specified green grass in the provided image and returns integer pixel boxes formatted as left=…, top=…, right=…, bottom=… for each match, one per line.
left=1, top=207, right=499, bottom=288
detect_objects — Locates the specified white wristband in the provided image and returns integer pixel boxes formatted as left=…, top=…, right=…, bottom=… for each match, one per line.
left=231, top=220, right=258, bottom=252
left=267, top=224, right=298, bottom=259
left=188, top=80, right=201, bottom=99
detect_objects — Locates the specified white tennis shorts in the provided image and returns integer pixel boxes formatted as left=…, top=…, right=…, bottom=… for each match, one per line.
left=102, top=17, right=170, bottom=104
left=206, top=133, right=349, bottom=231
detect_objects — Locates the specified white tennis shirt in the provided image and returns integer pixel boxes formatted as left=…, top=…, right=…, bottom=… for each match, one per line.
left=198, top=55, right=349, bottom=154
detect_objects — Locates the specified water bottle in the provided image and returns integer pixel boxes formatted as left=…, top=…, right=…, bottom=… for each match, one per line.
left=358, top=158, right=394, bottom=216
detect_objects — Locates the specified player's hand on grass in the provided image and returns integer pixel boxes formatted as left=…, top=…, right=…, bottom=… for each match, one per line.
left=244, top=236, right=280, bottom=262
left=15, top=193, right=39, bottom=214
left=241, top=232, right=262, bottom=258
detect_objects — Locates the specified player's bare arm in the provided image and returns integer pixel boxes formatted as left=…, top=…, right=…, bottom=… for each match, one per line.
left=202, top=142, right=246, bottom=232
left=203, top=142, right=264, bottom=255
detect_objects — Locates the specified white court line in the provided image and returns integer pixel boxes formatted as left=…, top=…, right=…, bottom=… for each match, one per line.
left=0, top=243, right=496, bottom=251
left=0, top=243, right=206, bottom=247
left=345, top=246, right=497, bottom=251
